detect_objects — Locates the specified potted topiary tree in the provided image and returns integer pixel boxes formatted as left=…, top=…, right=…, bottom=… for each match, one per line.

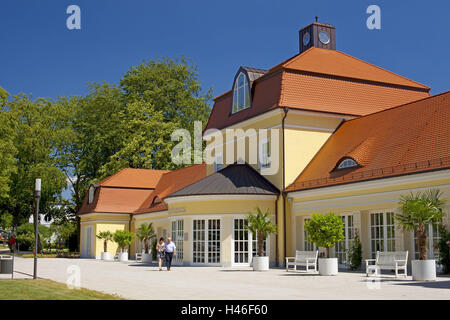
left=136, top=223, right=156, bottom=263
left=96, top=231, right=113, bottom=260
left=245, top=207, right=277, bottom=271
left=113, top=230, right=134, bottom=262
left=395, top=189, right=445, bottom=281
left=304, top=213, right=344, bottom=276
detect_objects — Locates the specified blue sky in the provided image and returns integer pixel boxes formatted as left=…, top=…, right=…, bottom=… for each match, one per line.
left=1, top=0, right=449, bottom=101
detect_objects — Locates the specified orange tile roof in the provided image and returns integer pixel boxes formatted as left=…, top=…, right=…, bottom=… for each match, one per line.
left=78, top=187, right=154, bottom=215
left=276, top=47, right=430, bottom=90
left=205, top=47, right=430, bottom=131
left=134, top=163, right=207, bottom=215
left=98, top=168, right=169, bottom=189
left=77, top=168, right=169, bottom=215
left=285, top=92, right=450, bottom=193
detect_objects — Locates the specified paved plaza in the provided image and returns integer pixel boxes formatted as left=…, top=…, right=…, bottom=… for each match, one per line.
left=4, top=257, right=450, bottom=300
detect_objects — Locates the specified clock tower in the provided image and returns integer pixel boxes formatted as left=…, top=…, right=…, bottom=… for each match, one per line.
left=299, top=20, right=336, bottom=53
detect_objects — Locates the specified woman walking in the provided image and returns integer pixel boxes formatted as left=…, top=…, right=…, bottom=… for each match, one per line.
left=156, top=237, right=166, bottom=271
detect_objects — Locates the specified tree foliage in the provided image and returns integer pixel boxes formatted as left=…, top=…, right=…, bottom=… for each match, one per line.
left=245, top=207, right=277, bottom=257
left=395, top=189, right=445, bottom=260
left=136, top=223, right=156, bottom=254
left=96, top=230, right=113, bottom=253
left=113, top=230, right=134, bottom=251
left=304, top=213, right=344, bottom=258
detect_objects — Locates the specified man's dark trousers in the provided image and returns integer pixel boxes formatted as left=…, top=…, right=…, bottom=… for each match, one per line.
left=165, top=252, right=173, bottom=269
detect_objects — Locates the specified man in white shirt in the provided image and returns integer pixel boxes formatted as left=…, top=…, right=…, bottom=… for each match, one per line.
left=165, top=237, right=177, bottom=271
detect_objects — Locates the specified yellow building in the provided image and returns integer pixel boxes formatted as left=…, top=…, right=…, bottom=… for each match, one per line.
left=78, top=21, right=450, bottom=268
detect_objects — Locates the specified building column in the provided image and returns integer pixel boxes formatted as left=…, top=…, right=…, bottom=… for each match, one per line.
left=360, top=210, right=370, bottom=260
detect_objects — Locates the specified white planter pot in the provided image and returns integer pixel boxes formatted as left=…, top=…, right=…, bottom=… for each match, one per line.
left=142, top=253, right=152, bottom=263
left=412, top=260, right=436, bottom=281
left=101, top=252, right=111, bottom=261
left=318, top=258, right=338, bottom=276
left=118, top=252, right=128, bottom=262
left=252, top=256, right=269, bottom=271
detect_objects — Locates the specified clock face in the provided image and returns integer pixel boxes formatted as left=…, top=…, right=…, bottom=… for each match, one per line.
left=319, top=31, right=330, bottom=45
left=303, top=32, right=310, bottom=46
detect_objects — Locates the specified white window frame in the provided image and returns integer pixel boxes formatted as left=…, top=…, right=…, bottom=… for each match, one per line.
left=171, top=219, right=184, bottom=265
left=411, top=223, right=441, bottom=260
left=232, top=72, right=250, bottom=114
left=258, top=137, right=271, bottom=170
left=369, top=210, right=396, bottom=259
left=191, top=218, right=222, bottom=266
left=213, top=152, right=223, bottom=173
left=303, top=216, right=317, bottom=251
left=82, top=225, right=93, bottom=258
left=88, top=186, right=95, bottom=204
left=337, top=158, right=358, bottom=170
left=335, top=214, right=355, bottom=266
left=232, top=217, right=270, bottom=267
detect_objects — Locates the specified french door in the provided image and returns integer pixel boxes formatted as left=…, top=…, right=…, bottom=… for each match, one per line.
left=335, top=215, right=354, bottom=265
left=303, top=218, right=316, bottom=251
left=233, top=218, right=267, bottom=266
left=82, top=225, right=93, bottom=258
left=171, top=220, right=184, bottom=264
left=192, top=219, right=221, bottom=264
left=370, top=212, right=395, bottom=258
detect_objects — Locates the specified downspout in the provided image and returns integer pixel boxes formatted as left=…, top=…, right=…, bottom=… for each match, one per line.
left=281, top=106, right=289, bottom=267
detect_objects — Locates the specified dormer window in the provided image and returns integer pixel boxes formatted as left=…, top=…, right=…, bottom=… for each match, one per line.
left=88, top=186, right=95, bottom=204
left=336, top=158, right=358, bottom=170
left=153, top=197, right=161, bottom=205
left=232, top=72, right=250, bottom=113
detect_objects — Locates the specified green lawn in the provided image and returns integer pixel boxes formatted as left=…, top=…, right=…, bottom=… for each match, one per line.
left=0, top=279, right=124, bottom=300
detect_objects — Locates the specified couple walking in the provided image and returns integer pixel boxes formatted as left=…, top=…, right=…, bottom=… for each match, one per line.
left=155, top=236, right=176, bottom=271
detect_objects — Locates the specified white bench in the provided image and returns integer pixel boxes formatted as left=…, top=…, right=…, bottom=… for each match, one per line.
left=285, top=250, right=318, bottom=272
left=366, top=251, right=408, bottom=277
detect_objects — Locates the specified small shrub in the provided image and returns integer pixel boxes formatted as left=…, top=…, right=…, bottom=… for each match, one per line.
left=349, top=230, right=362, bottom=270
left=438, top=226, right=450, bottom=274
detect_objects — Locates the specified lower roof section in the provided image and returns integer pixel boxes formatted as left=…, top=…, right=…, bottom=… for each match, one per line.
left=164, top=163, right=280, bottom=199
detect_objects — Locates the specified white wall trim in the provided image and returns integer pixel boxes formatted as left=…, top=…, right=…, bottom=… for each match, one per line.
left=165, top=194, right=278, bottom=204
left=79, top=212, right=130, bottom=218
left=288, top=169, right=450, bottom=199
left=80, top=220, right=129, bottom=225
left=133, top=211, right=168, bottom=220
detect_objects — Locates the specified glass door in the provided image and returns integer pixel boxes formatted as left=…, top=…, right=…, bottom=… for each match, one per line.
left=192, top=219, right=221, bottom=265
left=171, top=220, right=184, bottom=264
left=233, top=218, right=268, bottom=266
left=335, top=215, right=354, bottom=266
left=370, top=212, right=395, bottom=258
left=83, top=225, right=92, bottom=258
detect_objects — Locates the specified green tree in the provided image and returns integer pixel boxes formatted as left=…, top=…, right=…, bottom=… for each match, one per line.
left=96, top=231, right=113, bottom=253
left=50, top=220, right=77, bottom=249
left=113, top=230, right=134, bottom=252
left=0, top=87, right=17, bottom=201
left=98, top=56, right=212, bottom=178
left=395, top=189, right=445, bottom=260
left=305, top=213, right=344, bottom=258
left=1, top=94, right=67, bottom=229
left=244, top=207, right=277, bottom=257
left=54, top=83, right=125, bottom=212
left=136, top=223, right=156, bottom=254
